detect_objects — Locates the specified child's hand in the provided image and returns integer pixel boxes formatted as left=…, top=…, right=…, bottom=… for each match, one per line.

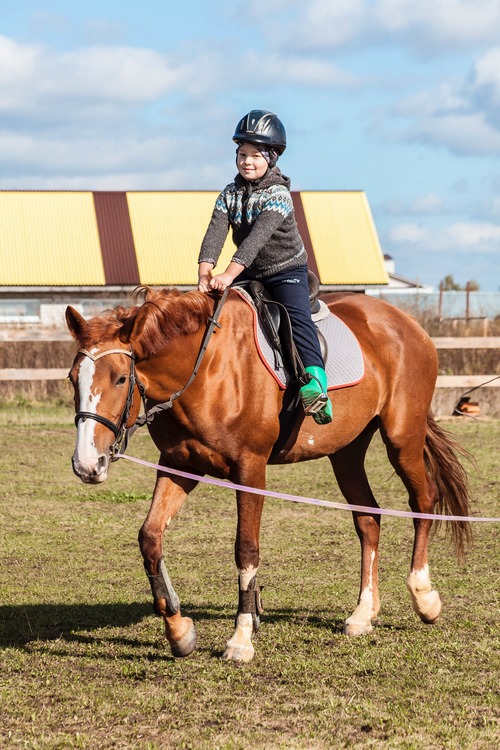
left=208, top=272, right=234, bottom=291
left=198, top=273, right=212, bottom=292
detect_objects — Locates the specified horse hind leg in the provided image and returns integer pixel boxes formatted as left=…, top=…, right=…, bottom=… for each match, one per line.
left=330, top=424, right=381, bottom=636
left=380, top=422, right=442, bottom=625
left=139, top=473, right=199, bottom=658
left=405, top=474, right=442, bottom=624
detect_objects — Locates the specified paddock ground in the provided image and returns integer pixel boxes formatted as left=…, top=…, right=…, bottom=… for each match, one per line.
left=0, top=406, right=498, bottom=749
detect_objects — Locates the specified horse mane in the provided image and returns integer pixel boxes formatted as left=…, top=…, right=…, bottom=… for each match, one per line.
left=78, top=287, right=214, bottom=356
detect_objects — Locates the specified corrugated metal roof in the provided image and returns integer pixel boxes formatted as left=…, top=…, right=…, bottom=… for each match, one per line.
left=0, top=190, right=387, bottom=288
left=0, top=192, right=105, bottom=285
left=300, top=191, right=388, bottom=285
left=127, top=192, right=237, bottom=285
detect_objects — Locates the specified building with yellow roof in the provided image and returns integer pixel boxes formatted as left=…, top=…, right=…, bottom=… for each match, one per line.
left=0, top=190, right=388, bottom=291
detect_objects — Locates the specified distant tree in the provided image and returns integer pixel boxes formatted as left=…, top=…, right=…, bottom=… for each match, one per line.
left=439, top=275, right=480, bottom=291
left=440, top=274, right=461, bottom=291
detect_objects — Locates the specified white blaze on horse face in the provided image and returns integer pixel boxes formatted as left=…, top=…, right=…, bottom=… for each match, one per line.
left=74, top=352, right=102, bottom=464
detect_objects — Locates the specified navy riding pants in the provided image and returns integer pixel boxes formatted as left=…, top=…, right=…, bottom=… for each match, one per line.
left=236, top=264, right=324, bottom=369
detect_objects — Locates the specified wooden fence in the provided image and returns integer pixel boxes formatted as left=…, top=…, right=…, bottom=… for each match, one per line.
left=0, top=335, right=499, bottom=416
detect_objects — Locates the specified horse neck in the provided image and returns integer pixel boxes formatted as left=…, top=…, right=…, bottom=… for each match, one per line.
left=134, top=328, right=201, bottom=402
left=135, top=295, right=252, bottom=404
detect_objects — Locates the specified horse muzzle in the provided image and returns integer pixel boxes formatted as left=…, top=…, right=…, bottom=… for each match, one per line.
left=72, top=452, right=110, bottom=484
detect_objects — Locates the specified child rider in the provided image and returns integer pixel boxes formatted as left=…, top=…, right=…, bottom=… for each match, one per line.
left=197, top=109, right=332, bottom=425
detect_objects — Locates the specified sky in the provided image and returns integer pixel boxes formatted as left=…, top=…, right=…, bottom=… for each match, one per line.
left=1, top=0, right=500, bottom=291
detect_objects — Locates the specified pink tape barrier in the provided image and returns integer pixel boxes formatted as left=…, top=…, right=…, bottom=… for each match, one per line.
left=118, top=453, right=499, bottom=523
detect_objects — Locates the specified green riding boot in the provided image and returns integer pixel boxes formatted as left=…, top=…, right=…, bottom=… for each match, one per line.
left=300, top=366, right=333, bottom=425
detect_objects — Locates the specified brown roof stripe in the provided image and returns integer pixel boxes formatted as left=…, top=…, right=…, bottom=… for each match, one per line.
left=93, top=192, right=140, bottom=285
left=291, top=191, right=320, bottom=281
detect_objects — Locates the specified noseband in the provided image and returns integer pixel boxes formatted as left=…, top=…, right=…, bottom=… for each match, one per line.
left=74, top=347, right=146, bottom=461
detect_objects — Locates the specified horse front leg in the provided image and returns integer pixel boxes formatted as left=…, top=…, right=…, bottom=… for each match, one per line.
left=223, top=468, right=266, bottom=663
left=139, top=472, right=199, bottom=658
left=345, top=511, right=381, bottom=635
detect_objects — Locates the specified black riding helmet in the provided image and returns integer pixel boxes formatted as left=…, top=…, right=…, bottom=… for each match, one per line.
left=233, top=110, right=287, bottom=155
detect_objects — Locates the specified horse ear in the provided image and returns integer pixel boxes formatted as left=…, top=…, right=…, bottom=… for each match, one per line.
left=65, top=306, right=88, bottom=340
left=126, top=306, right=149, bottom=359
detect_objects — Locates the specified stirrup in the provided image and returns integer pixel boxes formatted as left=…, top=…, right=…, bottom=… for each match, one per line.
left=303, top=392, right=328, bottom=415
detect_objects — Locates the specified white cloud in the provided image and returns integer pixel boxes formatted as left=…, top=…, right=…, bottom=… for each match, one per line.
left=392, top=46, right=500, bottom=156
left=0, top=34, right=242, bottom=186
left=381, top=194, right=444, bottom=215
left=445, top=222, right=500, bottom=247
left=396, top=84, right=469, bottom=119
left=471, top=47, right=500, bottom=89
left=240, top=51, right=359, bottom=88
left=58, top=46, right=184, bottom=100
left=387, top=223, right=429, bottom=243
left=386, top=220, right=500, bottom=253
left=268, top=0, right=500, bottom=52
left=373, top=0, right=500, bottom=49
left=468, top=47, right=500, bottom=117
left=0, top=130, right=177, bottom=175
left=0, top=35, right=187, bottom=114
left=382, top=220, right=500, bottom=289
left=409, top=113, right=500, bottom=155
left=412, top=194, right=444, bottom=213
left=289, top=0, right=366, bottom=49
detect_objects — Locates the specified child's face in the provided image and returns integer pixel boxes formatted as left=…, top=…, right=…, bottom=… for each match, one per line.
left=236, top=143, right=269, bottom=181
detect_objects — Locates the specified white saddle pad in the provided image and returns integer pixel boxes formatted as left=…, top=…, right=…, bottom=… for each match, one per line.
left=234, top=290, right=365, bottom=390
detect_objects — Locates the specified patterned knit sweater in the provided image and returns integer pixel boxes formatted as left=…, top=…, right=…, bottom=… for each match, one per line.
left=198, top=167, right=307, bottom=278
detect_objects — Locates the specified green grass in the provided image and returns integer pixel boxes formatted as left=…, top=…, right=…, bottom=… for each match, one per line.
left=0, top=405, right=498, bottom=749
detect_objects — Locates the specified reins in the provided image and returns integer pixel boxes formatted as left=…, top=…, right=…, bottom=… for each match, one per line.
left=73, top=290, right=230, bottom=458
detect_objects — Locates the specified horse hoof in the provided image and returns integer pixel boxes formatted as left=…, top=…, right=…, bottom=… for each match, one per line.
left=406, top=573, right=442, bottom=624
left=417, top=591, right=442, bottom=624
left=343, top=619, right=373, bottom=637
left=168, top=618, right=197, bottom=658
left=222, top=642, right=255, bottom=663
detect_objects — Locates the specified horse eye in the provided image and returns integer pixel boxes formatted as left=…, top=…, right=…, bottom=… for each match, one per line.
left=116, top=375, right=127, bottom=386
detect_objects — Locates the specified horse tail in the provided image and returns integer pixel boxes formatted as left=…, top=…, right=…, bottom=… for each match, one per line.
left=424, top=412, right=474, bottom=560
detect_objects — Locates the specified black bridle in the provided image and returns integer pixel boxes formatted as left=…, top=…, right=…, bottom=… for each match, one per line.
left=74, top=347, right=146, bottom=461
left=73, top=288, right=230, bottom=460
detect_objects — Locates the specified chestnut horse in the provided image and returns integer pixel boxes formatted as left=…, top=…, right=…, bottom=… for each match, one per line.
left=66, top=287, right=471, bottom=662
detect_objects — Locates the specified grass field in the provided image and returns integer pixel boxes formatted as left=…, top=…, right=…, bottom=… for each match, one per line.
left=0, top=405, right=498, bottom=750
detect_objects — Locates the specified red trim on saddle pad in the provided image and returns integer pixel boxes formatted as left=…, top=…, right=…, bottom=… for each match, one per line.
left=233, top=289, right=365, bottom=391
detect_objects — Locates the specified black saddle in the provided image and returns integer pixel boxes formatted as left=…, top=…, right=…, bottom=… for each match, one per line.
left=233, top=271, right=327, bottom=386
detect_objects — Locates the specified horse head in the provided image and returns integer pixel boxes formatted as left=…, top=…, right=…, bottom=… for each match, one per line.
left=66, top=305, right=145, bottom=484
